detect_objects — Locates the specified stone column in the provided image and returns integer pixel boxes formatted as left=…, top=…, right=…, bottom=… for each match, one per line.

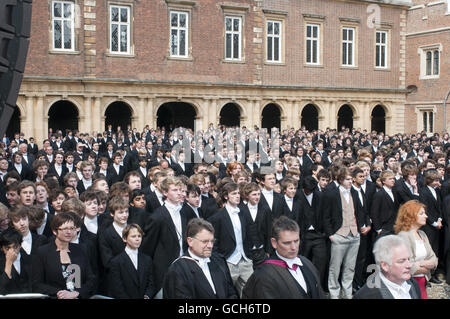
left=138, top=97, right=146, bottom=130
left=93, top=96, right=102, bottom=132
left=329, top=100, right=337, bottom=129
left=84, top=96, right=93, bottom=134
left=35, top=95, right=45, bottom=144
left=24, top=95, right=35, bottom=141
left=146, top=96, right=155, bottom=129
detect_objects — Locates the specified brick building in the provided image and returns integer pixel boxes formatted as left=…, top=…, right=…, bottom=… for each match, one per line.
left=405, top=0, right=450, bottom=134
left=9, top=0, right=414, bottom=143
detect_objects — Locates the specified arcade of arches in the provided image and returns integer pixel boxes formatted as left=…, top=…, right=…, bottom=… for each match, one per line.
left=15, top=79, right=405, bottom=143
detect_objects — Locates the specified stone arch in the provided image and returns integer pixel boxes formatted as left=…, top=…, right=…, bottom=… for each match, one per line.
left=46, top=97, right=84, bottom=120
left=101, top=97, right=137, bottom=118
left=219, top=102, right=243, bottom=127
left=104, top=100, right=134, bottom=131
left=6, top=106, right=21, bottom=138
left=300, top=103, right=321, bottom=131
left=370, top=103, right=390, bottom=134
left=337, top=103, right=357, bottom=131
left=157, top=101, right=198, bottom=131
left=48, top=100, right=80, bottom=133
left=261, top=102, right=283, bottom=130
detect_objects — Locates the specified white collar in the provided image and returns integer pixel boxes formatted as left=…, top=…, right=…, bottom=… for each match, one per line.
left=247, top=202, right=258, bottom=210
left=225, top=204, right=240, bottom=214
left=125, top=246, right=138, bottom=258
left=379, top=272, right=411, bottom=296
left=276, top=251, right=303, bottom=269
left=261, top=188, right=273, bottom=195
left=339, top=185, right=351, bottom=194
left=284, top=195, right=294, bottom=202
left=383, top=186, right=393, bottom=194
left=188, top=249, right=210, bottom=266
left=165, top=200, right=182, bottom=213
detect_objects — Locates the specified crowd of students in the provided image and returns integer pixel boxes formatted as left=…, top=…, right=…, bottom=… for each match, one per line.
left=0, top=124, right=449, bottom=299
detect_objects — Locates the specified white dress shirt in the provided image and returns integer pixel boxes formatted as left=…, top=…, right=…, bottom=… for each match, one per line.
left=55, top=163, right=62, bottom=176
left=188, top=249, right=216, bottom=294
left=247, top=203, right=258, bottom=222
left=84, top=216, right=98, bottom=234
left=261, top=188, right=274, bottom=210
left=113, top=222, right=126, bottom=238
left=13, top=252, right=21, bottom=275
left=125, top=246, right=139, bottom=270
left=383, top=186, right=395, bottom=202
left=155, top=190, right=164, bottom=206
left=339, top=186, right=351, bottom=203
left=379, top=272, right=412, bottom=299
left=225, top=204, right=249, bottom=265
left=165, top=201, right=183, bottom=257
left=14, top=163, right=22, bottom=174
left=21, top=231, right=32, bottom=255
left=82, top=178, right=92, bottom=190
left=276, top=251, right=308, bottom=293
left=113, top=163, right=121, bottom=175
left=284, top=195, right=293, bottom=211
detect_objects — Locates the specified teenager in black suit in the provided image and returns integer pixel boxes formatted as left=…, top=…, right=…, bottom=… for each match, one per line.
left=163, top=218, right=238, bottom=299
left=48, top=151, right=69, bottom=186
left=394, top=163, right=421, bottom=205
left=180, top=184, right=205, bottom=220
left=0, top=228, right=32, bottom=294
left=239, top=182, right=271, bottom=268
left=370, top=170, right=400, bottom=238
left=9, top=152, right=33, bottom=181
left=296, top=176, right=328, bottom=290
left=76, top=161, right=94, bottom=195
left=109, top=224, right=154, bottom=299
left=190, top=173, right=218, bottom=219
left=280, top=177, right=301, bottom=221
left=32, top=212, right=96, bottom=299
left=144, top=171, right=166, bottom=214
left=419, top=169, right=444, bottom=284
left=107, top=152, right=126, bottom=186
left=208, top=182, right=253, bottom=296
left=141, top=176, right=188, bottom=298
left=136, top=156, right=150, bottom=189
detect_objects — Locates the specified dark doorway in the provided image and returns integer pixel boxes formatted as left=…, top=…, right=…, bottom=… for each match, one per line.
left=105, top=101, right=132, bottom=132
left=337, top=104, right=353, bottom=131
left=261, top=103, right=281, bottom=130
left=371, top=105, right=386, bottom=134
left=48, top=101, right=79, bottom=134
left=220, top=103, right=241, bottom=127
left=301, top=104, right=319, bottom=131
left=157, top=102, right=196, bottom=131
left=6, top=106, right=20, bottom=139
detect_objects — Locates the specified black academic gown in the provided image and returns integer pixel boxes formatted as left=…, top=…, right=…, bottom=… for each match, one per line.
left=163, top=252, right=237, bottom=299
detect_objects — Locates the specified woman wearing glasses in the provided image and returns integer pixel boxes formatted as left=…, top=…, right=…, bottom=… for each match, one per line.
left=32, top=212, right=95, bottom=299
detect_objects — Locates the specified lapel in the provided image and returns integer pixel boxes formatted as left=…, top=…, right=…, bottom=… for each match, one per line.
left=162, top=206, right=181, bottom=246
left=123, top=252, right=139, bottom=287
left=222, top=208, right=237, bottom=244
left=381, top=188, right=394, bottom=208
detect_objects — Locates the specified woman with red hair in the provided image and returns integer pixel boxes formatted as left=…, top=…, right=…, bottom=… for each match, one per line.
left=394, top=200, right=438, bottom=298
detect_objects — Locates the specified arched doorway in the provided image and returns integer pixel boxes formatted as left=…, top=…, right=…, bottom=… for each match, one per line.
left=337, top=104, right=353, bottom=131
left=301, top=104, right=319, bottom=131
left=6, top=106, right=21, bottom=139
left=220, top=103, right=241, bottom=127
left=157, top=102, right=196, bottom=131
left=371, top=105, right=386, bottom=134
left=105, top=101, right=132, bottom=132
left=48, top=101, right=79, bottom=134
left=261, top=103, right=281, bottom=130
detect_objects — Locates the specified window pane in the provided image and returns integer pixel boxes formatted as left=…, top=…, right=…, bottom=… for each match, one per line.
left=307, top=40, right=311, bottom=62
left=423, top=112, right=427, bottom=131
left=233, top=18, right=239, bottom=32
left=426, top=51, right=432, bottom=75
left=54, top=21, right=62, bottom=48
left=307, top=25, right=311, bottom=38
left=376, top=46, right=380, bottom=66
left=376, top=32, right=380, bottom=43
left=348, top=43, right=352, bottom=65
left=381, top=47, right=385, bottom=67
left=111, top=7, right=119, bottom=22
left=433, top=50, right=439, bottom=75
left=171, top=30, right=178, bottom=55
left=274, top=37, right=279, bottom=61
left=268, top=22, right=273, bottom=35
left=274, top=22, right=279, bottom=35
left=343, top=43, right=347, bottom=65
left=179, top=13, right=186, bottom=28
left=121, top=8, right=128, bottom=23
left=313, top=26, right=318, bottom=38
left=343, top=29, right=347, bottom=41
left=120, top=25, right=127, bottom=52
left=313, top=41, right=317, bottom=63
left=63, top=3, right=71, bottom=18
left=267, top=37, right=272, bottom=61
left=429, top=112, right=433, bottom=132
left=226, top=18, right=232, bottom=31
left=233, top=33, right=239, bottom=59
left=111, top=24, right=118, bottom=51
left=171, top=13, right=178, bottom=27
left=63, top=21, right=71, bottom=49
left=381, top=32, right=386, bottom=43
left=226, top=34, right=231, bottom=58
left=179, top=30, right=186, bottom=56
left=54, top=2, right=62, bottom=18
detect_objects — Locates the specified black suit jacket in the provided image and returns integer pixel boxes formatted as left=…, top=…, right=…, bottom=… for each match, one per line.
left=200, top=195, right=219, bottom=220
left=27, top=143, right=39, bottom=156
left=419, top=186, right=443, bottom=226
left=145, top=191, right=162, bottom=214
left=163, top=252, right=238, bottom=299
left=239, top=202, right=271, bottom=254
left=296, top=190, right=326, bottom=238
left=107, top=164, right=126, bottom=186
left=394, top=178, right=421, bottom=205
left=98, top=224, right=126, bottom=270
left=48, top=163, right=69, bottom=186
left=108, top=250, right=154, bottom=299
left=370, top=188, right=400, bottom=234
left=207, top=207, right=252, bottom=260
left=140, top=205, right=189, bottom=292
left=280, top=196, right=301, bottom=222
left=32, top=241, right=96, bottom=298
left=0, top=252, right=32, bottom=294
left=353, top=276, right=421, bottom=299
left=8, top=163, right=33, bottom=181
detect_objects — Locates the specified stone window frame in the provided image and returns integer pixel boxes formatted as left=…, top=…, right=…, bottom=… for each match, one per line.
left=49, top=0, right=79, bottom=54
left=374, top=28, right=391, bottom=70
left=224, top=15, right=243, bottom=61
left=415, top=105, right=436, bottom=133
left=418, top=44, right=442, bottom=79
left=220, top=3, right=249, bottom=64
left=263, top=10, right=287, bottom=65
left=107, top=2, right=134, bottom=57
left=303, top=15, right=325, bottom=67
left=339, top=19, right=359, bottom=69
left=165, top=0, right=196, bottom=61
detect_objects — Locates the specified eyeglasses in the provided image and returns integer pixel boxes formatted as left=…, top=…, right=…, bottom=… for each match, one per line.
left=192, top=237, right=215, bottom=245
left=58, top=227, right=76, bottom=232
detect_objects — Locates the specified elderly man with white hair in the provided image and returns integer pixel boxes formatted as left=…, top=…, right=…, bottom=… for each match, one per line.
left=353, top=235, right=422, bottom=299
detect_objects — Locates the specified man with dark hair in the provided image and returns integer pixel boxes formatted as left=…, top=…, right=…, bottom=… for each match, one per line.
left=242, top=216, right=326, bottom=299
left=394, top=164, right=421, bottom=205
left=163, top=218, right=238, bottom=299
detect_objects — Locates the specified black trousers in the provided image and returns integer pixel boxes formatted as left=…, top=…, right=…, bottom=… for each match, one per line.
left=353, top=232, right=373, bottom=289
left=300, top=231, right=328, bottom=290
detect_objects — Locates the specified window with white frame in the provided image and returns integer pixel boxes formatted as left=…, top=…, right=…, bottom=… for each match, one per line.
left=110, top=5, right=131, bottom=54
left=419, top=45, right=441, bottom=79
left=225, top=16, right=242, bottom=60
left=170, top=11, right=189, bottom=57
left=52, top=1, right=75, bottom=51
left=423, top=111, right=434, bottom=133
left=375, top=30, right=387, bottom=68
left=342, top=27, right=355, bottom=66
left=426, top=49, right=440, bottom=76
left=306, top=24, right=320, bottom=64
left=267, top=20, right=281, bottom=62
